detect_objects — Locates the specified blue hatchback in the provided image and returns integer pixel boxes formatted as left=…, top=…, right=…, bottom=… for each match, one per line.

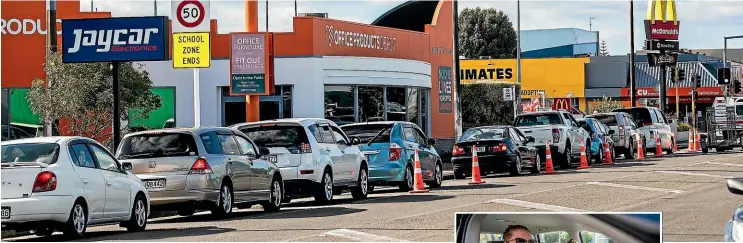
left=341, top=122, right=443, bottom=191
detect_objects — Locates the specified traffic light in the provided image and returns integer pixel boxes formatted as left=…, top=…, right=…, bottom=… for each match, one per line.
left=718, top=67, right=732, bottom=85
left=679, top=68, right=686, bottom=82
left=695, top=74, right=702, bottom=88
left=735, top=80, right=742, bottom=94
left=669, top=66, right=677, bottom=83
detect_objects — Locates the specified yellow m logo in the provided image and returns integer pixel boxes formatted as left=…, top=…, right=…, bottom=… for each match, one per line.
left=646, top=0, right=678, bottom=25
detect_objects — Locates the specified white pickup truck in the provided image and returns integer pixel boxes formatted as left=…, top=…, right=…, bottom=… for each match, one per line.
left=513, top=110, right=590, bottom=168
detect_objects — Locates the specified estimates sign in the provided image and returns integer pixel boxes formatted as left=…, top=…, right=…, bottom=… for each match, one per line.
left=173, top=32, right=210, bottom=68
left=230, top=33, right=273, bottom=95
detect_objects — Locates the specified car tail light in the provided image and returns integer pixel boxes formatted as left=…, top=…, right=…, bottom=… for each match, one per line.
left=32, top=171, right=57, bottom=193
left=552, top=128, right=560, bottom=143
left=389, top=143, right=402, bottom=161
left=300, top=143, right=312, bottom=153
left=491, top=144, right=508, bottom=152
left=644, top=122, right=652, bottom=126
left=452, top=145, right=465, bottom=156
left=190, top=158, right=213, bottom=174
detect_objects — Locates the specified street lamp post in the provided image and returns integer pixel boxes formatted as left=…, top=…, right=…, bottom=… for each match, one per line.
left=589, top=17, right=595, bottom=31
left=629, top=0, right=636, bottom=107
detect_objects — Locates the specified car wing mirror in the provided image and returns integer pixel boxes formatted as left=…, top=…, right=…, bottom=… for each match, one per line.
left=259, top=148, right=271, bottom=156
left=350, top=137, right=361, bottom=145
left=728, top=178, right=743, bottom=195
left=122, top=162, right=133, bottom=171
left=608, top=130, right=616, bottom=135
left=527, top=136, right=535, bottom=143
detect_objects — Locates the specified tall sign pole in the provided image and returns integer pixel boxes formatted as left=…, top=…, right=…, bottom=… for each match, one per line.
left=516, top=0, right=522, bottom=115
left=45, top=0, right=58, bottom=136
left=172, top=0, right=212, bottom=127
left=643, top=0, right=680, bottom=112
left=674, top=63, right=679, bottom=119
left=629, top=0, right=636, bottom=107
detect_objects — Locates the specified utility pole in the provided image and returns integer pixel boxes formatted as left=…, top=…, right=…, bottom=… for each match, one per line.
left=45, top=0, right=58, bottom=137
left=516, top=0, right=522, bottom=116
left=674, top=63, right=679, bottom=120
left=723, top=35, right=743, bottom=97
left=589, top=17, right=595, bottom=31
left=294, top=0, right=297, bottom=17
left=629, top=0, right=636, bottom=107
left=453, top=0, right=462, bottom=140
left=265, top=0, right=269, bottom=31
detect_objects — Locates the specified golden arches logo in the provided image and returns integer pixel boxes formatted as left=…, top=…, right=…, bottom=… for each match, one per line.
left=554, top=98, right=571, bottom=110
left=646, top=0, right=678, bottom=25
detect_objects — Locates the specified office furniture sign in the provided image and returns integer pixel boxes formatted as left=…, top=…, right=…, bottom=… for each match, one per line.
left=230, top=33, right=273, bottom=95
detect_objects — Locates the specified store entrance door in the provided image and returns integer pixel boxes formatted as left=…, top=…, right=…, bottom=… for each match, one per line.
left=259, top=96, right=283, bottom=121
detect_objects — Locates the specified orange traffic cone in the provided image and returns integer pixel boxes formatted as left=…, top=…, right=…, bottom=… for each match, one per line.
left=637, top=134, right=645, bottom=160
left=468, top=145, right=486, bottom=185
left=673, top=137, right=678, bottom=152
left=655, top=135, right=663, bottom=157
left=578, top=138, right=589, bottom=169
left=544, top=140, right=556, bottom=174
left=409, top=150, right=430, bottom=193
left=695, top=131, right=702, bottom=152
left=603, top=139, right=614, bottom=165
left=688, top=130, right=696, bottom=152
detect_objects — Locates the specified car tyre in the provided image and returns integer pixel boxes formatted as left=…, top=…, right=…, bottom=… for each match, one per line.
left=62, top=200, right=87, bottom=239
left=625, top=139, right=636, bottom=160
left=426, top=162, right=443, bottom=188
left=666, top=138, right=675, bottom=154
left=399, top=165, right=414, bottom=191
left=314, top=169, right=334, bottom=204
left=34, top=228, right=54, bottom=237
left=702, top=147, right=709, bottom=154
left=561, top=142, right=573, bottom=168
left=509, top=155, right=523, bottom=176
left=262, top=176, right=283, bottom=212
left=125, top=195, right=147, bottom=232
left=453, top=170, right=466, bottom=179
left=211, top=183, right=234, bottom=217
left=351, top=166, right=369, bottom=199
left=530, top=154, right=541, bottom=174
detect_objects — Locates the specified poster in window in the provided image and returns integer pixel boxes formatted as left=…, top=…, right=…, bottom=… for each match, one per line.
left=438, top=66, right=453, bottom=113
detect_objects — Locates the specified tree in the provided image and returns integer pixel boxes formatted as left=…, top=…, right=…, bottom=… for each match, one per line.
left=599, top=40, right=610, bottom=56
left=458, top=7, right=518, bottom=59
left=27, top=52, right=161, bottom=148
left=460, top=83, right=521, bottom=129
left=588, top=95, right=623, bottom=114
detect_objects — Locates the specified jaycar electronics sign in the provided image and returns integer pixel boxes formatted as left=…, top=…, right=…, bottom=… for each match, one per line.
left=644, top=0, right=679, bottom=40
left=62, top=17, right=169, bottom=63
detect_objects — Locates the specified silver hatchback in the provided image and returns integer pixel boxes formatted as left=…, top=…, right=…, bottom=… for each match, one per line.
left=116, top=127, right=284, bottom=217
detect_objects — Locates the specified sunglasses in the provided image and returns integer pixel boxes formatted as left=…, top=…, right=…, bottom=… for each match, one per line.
left=513, top=238, right=536, bottom=243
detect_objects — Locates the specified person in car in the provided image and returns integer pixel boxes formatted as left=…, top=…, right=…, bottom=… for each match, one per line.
left=503, top=225, right=534, bottom=243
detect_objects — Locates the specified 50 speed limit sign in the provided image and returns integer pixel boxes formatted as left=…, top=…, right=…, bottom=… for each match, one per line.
left=171, top=0, right=210, bottom=33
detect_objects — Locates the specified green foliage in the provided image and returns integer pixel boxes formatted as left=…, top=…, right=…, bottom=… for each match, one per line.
left=588, top=95, right=624, bottom=114
left=599, top=40, right=609, bottom=56
left=458, top=7, right=517, bottom=59
left=678, top=122, right=691, bottom=132
left=540, top=231, right=571, bottom=243
left=27, top=52, right=161, bottom=148
left=461, top=83, right=520, bottom=129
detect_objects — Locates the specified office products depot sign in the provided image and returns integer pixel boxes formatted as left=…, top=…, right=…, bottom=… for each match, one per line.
left=1, top=18, right=62, bottom=35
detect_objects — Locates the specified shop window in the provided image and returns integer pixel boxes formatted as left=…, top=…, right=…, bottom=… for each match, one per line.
left=325, top=85, right=355, bottom=125
left=386, top=87, right=407, bottom=121
left=420, top=88, right=429, bottom=135
left=358, top=86, right=384, bottom=122
left=407, top=88, right=419, bottom=124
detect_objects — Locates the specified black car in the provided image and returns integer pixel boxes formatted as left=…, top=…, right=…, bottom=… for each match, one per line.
left=577, top=118, right=616, bottom=163
left=452, top=125, right=540, bottom=178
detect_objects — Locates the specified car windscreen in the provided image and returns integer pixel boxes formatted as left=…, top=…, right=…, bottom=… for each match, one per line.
left=342, top=124, right=393, bottom=144
left=615, top=108, right=652, bottom=125
left=240, top=125, right=309, bottom=149
left=1, top=143, right=59, bottom=164
left=590, top=115, right=618, bottom=126
left=459, top=128, right=506, bottom=142
left=514, top=113, right=563, bottom=127
left=118, top=133, right=199, bottom=159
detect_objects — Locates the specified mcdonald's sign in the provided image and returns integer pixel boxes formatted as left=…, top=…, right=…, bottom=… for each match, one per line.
left=644, top=0, right=680, bottom=40
left=553, top=98, right=572, bottom=111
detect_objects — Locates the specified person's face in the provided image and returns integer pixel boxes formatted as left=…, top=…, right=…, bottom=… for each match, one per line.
left=508, top=229, right=533, bottom=243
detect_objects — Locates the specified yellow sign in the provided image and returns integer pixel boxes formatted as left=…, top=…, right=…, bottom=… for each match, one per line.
left=646, top=0, right=677, bottom=24
left=173, top=32, right=211, bottom=68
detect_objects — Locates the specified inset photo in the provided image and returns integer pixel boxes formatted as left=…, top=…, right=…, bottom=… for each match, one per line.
left=455, top=212, right=661, bottom=243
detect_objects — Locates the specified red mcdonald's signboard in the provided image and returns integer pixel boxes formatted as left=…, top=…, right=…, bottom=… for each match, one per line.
left=553, top=98, right=572, bottom=111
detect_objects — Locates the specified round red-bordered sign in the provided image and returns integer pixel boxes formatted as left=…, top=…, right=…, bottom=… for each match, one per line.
left=177, top=0, right=205, bottom=28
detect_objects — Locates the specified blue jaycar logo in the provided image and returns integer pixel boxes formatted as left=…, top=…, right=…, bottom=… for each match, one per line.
left=67, top=28, right=160, bottom=53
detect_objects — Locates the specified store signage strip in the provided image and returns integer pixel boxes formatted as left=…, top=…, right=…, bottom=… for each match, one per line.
left=173, top=32, right=210, bottom=68
left=230, top=33, right=273, bottom=96
left=325, top=25, right=396, bottom=51
left=61, top=16, right=169, bottom=63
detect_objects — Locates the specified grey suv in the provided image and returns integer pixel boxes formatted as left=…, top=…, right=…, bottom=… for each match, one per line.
left=586, top=112, right=645, bottom=159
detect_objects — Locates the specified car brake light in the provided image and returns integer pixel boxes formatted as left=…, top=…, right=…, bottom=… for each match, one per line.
left=552, top=128, right=560, bottom=143
left=491, top=144, right=508, bottom=152
left=644, top=122, right=652, bottom=126
left=32, top=171, right=57, bottom=193
left=300, top=143, right=312, bottom=153
left=190, top=158, right=213, bottom=174
left=389, top=143, right=402, bottom=161
left=452, top=145, right=465, bottom=155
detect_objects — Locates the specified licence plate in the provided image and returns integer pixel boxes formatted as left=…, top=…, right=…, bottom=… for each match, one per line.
left=144, top=179, right=166, bottom=190
left=265, top=155, right=277, bottom=163
left=1, top=207, right=9, bottom=219
left=476, top=147, right=486, bottom=152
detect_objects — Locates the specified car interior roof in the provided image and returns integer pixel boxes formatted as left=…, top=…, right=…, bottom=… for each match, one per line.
left=479, top=214, right=600, bottom=235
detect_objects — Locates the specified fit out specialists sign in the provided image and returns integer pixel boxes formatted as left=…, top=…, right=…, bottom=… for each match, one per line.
left=438, top=66, right=453, bottom=113
left=460, top=68, right=514, bottom=82
left=325, top=25, right=396, bottom=52
left=230, top=33, right=272, bottom=95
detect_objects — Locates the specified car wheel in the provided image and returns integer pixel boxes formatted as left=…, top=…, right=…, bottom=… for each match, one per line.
left=211, top=183, right=233, bottom=217
left=62, top=201, right=87, bottom=239
left=702, top=147, right=709, bottom=154
left=427, top=162, right=443, bottom=188
left=262, top=176, right=283, bottom=212
left=314, top=169, right=334, bottom=203
left=530, top=154, right=541, bottom=174
left=561, top=142, right=573, bottom=168
left=454, top=170, right=466, bottom=179
left=351, top=166, right=369, bottom=199
left=509, top=155, right=523, bottom=176
left=177, top=207, right=195, bottom=216
left=399, top=165, right=414, bottom=191
left=125, top=195, right=147, bottom=232
left=595, top=146, right=604, bottom=164
left=666, top=138, right=675, bottom=154
left=625, top=140, right=636, bottom=159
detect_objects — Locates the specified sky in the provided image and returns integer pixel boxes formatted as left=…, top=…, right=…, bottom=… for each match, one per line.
left=83, top=0, right=743, bottom=55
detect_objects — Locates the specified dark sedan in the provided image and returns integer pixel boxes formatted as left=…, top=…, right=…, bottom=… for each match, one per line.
left=451, top=125, right=540, bottom=178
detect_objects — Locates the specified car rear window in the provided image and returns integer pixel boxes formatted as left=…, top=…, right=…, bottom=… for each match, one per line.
left=514, top=113, right=563, bottom=127
left=615, top=108, right=652, bottom=125
left=590, top=115, right=618, bottom=126
left=240, top=125, right=310, bottom=150
left=117, top=133, right=199, bottom=159
left=459, top=128, right=506, bottom=142
left=1, top=143, right=59, bottom=164
left=342, top=124, right=394, bottom=144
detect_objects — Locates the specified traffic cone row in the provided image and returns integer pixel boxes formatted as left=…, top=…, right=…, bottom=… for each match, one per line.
left=636, top=133, right=645, bottom=160
left=468, top=145, right=486, bottom=185
left=409, top=149, right=430, bottom=193
left=544, top=140, right=556, bottom=174
left=655, top=135, right=664, bottom=157
left=603, top=139, right=614, bottom=165
left=578, top=138, right=589, bottom=169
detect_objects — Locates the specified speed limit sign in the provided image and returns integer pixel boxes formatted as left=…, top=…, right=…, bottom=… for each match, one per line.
left=171, top=0, right=210, bottom=33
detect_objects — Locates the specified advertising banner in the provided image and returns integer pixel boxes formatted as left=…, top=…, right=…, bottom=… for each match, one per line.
left=438, top=66, right=453, bottom=113
left=230, top=33, right=272, bottom=95
left=61, top=16, right=169, bottom=63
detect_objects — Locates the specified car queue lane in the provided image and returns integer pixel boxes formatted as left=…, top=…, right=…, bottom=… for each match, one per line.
left=5, top=151, right=742, bottom=242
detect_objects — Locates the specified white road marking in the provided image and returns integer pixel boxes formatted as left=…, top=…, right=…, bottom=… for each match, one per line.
left=321, top=229, right=408, bottom=242
left=490, top=199, right=585, bottom=212
left=655, top=170, right=733, bottom=179
left=586, top=181, right=684, bottom=194
left=704, top=162, right=743, bottom=167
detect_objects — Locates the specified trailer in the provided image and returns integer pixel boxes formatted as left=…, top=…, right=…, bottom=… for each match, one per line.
left=699, top=97, right=743, bottom=153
